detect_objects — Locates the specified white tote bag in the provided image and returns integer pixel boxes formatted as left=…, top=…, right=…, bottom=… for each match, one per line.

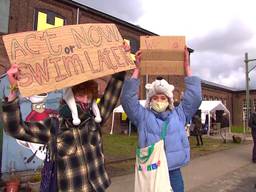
left=134, top=121, right=173, bottom=192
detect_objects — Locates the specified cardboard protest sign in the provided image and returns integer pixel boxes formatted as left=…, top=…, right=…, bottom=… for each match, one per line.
left=140, top=36, right=185, bottom=75
left=0, top=38, right=10, bottom=76
left=3, top=23, right=135, bottom=96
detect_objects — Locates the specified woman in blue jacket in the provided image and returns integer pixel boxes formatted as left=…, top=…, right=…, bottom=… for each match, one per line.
left=121, top=48, right=202, bottom=192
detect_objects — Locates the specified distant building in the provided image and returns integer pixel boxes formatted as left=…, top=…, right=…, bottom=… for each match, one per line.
left=201, top=80, right=256, bottom=127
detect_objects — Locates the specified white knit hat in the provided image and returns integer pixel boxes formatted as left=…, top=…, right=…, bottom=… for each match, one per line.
left=145, top=77, right=175, bottom=109
left=62, top=86, right=102, bottom=124
left=63, top=87, right=81, bottom=125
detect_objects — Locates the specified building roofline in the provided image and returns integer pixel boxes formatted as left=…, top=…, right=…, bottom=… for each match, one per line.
left=202, top=79, right=256, bottom=93
left=56, top=0, right=194, bottom=53
left=56, top=0, right=157, bottom=35
left=201, top=79, right=238, bottom=92
left=233, top=89, right=256, bottom=93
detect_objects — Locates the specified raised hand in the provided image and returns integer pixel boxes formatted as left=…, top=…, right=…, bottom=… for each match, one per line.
left=184, top=46, right=192, bottom=77
left=123, top=41, right=131, bottom=53
left=6, top=64, right=20, bottom=101
left=130, top=50, right=142, bottom=79
left=135, top=50, right=142, bottom=67
left=7, top=64, right=19, bottom=87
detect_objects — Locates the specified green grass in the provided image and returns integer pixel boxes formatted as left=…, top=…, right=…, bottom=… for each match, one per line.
left=103, top=133, right=137, bottom=177
left=231, top=126, right=252, bottom=134
left=189, top=136, right=238, bottom=158
left=231, top=126, right=244, bottom=133
left=103, top=134, right=243, bottom=161
left=103, top=133, right=244, bottom=177
left=102, top=134, right=137, bottom=161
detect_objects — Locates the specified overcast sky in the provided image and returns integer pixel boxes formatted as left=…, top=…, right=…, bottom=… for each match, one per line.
left=74, top=0, right=256, bottom=89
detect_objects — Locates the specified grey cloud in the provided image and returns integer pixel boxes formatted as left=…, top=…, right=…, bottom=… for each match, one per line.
left=73, top=0, right=144, bottom=23
left=188, top=19, right=256, bottom=89
left=191, top=51, right=248, bottom=89
left=189, top=20, right=254, bottom=55
left=248, top=71, right=256, bottom=89
left=192, top=52, right=241, bottom=76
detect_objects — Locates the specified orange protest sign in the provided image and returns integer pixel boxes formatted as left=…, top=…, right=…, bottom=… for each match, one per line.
left=140, top=36, right=185, bottom=75
left=3, top=23, right=135, bottom=96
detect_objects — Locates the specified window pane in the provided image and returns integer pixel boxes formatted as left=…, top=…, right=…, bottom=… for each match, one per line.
left=0, top=0, right=10, bottom=33
left=34, top=9, right=65, bottom=31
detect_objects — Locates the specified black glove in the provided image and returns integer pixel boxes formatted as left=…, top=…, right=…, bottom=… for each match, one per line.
left=112, top=71, right=126, bottom=81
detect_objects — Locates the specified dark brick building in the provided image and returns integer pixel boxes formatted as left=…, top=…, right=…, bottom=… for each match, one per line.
left=0, top=0, right=254, bottom=131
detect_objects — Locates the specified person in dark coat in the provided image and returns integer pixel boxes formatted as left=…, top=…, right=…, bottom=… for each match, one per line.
left=249, top=112, right=256, bottom=163
left=192, top=115, right=203, bottom=146
left=220, top=113, right=229, bottom=143
left=202, top=114, right=209, bottom=134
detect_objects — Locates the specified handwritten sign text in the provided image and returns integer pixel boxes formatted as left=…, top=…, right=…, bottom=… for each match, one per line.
left=3, top=23, right=135, bottom=96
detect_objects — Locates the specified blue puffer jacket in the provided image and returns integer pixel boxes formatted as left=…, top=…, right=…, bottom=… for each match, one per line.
left=121, top=76, right=202, bottom=170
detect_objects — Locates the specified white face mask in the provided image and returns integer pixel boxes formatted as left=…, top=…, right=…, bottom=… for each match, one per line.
left=150, top=100, right=169, bottom=113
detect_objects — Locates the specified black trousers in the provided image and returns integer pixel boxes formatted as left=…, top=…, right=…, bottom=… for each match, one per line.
left=196, top=135, right=203, bottom=146
left=252, top=128, right=256, bottom=161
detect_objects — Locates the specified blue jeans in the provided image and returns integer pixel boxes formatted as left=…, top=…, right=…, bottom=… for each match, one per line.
left=169, top=168, right=184, bottom=192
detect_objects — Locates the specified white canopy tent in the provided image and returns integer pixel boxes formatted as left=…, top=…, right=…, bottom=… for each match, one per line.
left=110, top=100, right=146, bottom=135
left=110, top=100, right=231, bottom=136
left=199, top=100, right=231, bottom=135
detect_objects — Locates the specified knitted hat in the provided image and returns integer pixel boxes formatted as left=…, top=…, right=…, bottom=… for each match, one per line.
left=63, top=87, right=81, bottom=125
left=63, top=85, right=102, bottom=125
left=145, top=77, right=175, bottom=109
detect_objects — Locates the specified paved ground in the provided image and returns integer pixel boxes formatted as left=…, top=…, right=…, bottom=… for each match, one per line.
left=188, top=163, right=256, bottom=192
left=107, top=142, right=256, bottom=192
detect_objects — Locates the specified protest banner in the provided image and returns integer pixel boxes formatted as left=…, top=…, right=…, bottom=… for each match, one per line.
left=3, top=23, right=135, bottom=96
left=0, top=38, right=10, bottom=76
left=140, top=36, right=185, bottom=75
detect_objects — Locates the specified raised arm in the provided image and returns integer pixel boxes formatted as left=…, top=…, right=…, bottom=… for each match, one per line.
left=121, top=50, right=147, bottom=126
left=98, top=42, right=136, bottom=125
left=2, top=65, right=52, bottom=144
left=2, top=98, right=52, bottom=144
left=178, top=47, right=202, bottom=122
left=98, top=71, right=126, bottom=125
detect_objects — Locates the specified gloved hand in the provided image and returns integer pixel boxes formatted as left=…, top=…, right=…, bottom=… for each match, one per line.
left=112, top=71, right=126, bottom=81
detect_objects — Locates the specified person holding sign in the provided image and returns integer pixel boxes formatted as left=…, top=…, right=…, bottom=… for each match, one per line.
left=2, top=62, right=126, bottom=192
left=249, top=112, right=256, bottom=163
left=121, top=47, right=202, bottom=192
